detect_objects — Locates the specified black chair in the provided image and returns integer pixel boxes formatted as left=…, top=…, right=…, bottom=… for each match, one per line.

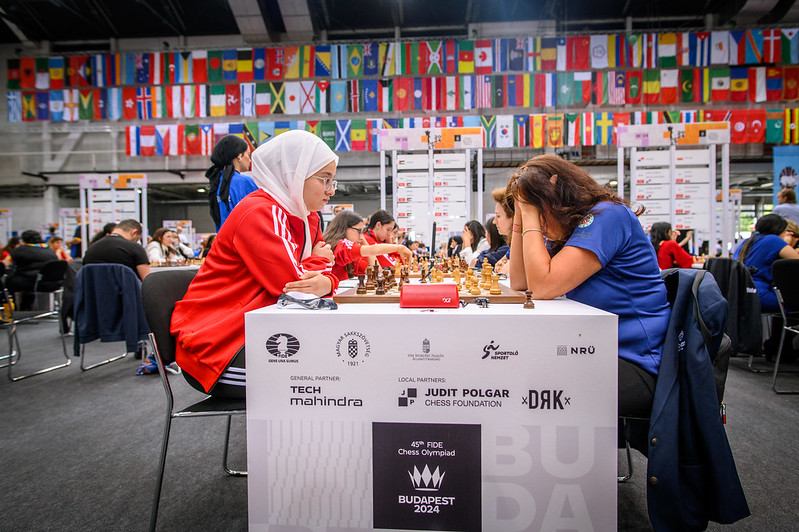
left=141, top=269, right=246, bottom=532
left=770, top=259, right=799, bottom=394
left=73, top=263, right=149, bottom=370
left=1, top=262, right=70, bottom=381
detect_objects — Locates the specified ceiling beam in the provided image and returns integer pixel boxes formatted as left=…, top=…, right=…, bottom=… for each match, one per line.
left=0, top=6, right=36, bottom=47
left=227, top=0, right=271, bottom=43
left=276, top=0, right=314, bottom=41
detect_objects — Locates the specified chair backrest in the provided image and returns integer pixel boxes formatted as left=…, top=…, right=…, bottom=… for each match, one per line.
left=35, top=260, right=69, bottom=291
left=703, top=257, right=762, bottom=355
left=141, top=270, right=197, bottom=366
left=772, top=259, right=799, bottom=311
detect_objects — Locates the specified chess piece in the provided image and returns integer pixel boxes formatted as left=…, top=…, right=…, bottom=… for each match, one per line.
left=420, top=264, right=427, bottom=283
left=356, top=274, right=367, bottom=295
left=452, top=268, right=461, bottom=289
left=523, top=290, right=535, bottom=309
left=470, top=277, right=481, bottom=296
left=365, top=266, right=375, bottom=291
left=490, top=274, right=502, bottom=295
left=375, top=270, right=386, bottom=295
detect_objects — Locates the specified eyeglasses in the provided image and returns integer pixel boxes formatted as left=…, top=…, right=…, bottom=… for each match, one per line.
left=312, top=175, right=338, bottom=191
left=348, top=226, right=366, bottom=234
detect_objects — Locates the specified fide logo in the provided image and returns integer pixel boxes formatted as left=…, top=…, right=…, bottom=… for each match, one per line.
left=265, top=333, right=300, bottom=362
left=408, top=465, right=444, bottom=491
left=335, top=331, right=371, bottom=367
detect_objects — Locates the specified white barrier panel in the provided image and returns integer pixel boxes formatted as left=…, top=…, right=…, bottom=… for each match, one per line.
left=246, top=301, right=618, bottom=532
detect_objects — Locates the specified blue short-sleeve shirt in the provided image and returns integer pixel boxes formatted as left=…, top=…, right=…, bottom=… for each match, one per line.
left=563, top=202, right=670, bottom=375
left=733, top=233, right=787, bottom=312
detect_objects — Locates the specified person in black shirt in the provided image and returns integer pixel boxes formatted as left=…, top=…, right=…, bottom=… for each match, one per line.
left=82, top=219, right=151, bottom=281
left=2, top=230, right=58, bottom=310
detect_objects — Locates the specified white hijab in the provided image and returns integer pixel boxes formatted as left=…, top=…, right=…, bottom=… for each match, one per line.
left=250, top=130, right=339, bottom=259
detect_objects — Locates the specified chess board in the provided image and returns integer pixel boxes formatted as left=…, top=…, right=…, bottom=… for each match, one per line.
left=332, top=283, right=526, bottom=304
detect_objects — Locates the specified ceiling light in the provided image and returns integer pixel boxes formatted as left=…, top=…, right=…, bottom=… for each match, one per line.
left=608, top=180, right=618, bottom=187
left=197, top=187, right=206, bottom=193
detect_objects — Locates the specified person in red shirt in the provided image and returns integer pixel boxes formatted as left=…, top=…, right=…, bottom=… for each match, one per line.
left=323, top=211, right=412, bottom=281
left=361, top=209, right=401, bottom=268
left=171, top=131, right=340, bottom=398
left=650, top=222, right=695, bottom=270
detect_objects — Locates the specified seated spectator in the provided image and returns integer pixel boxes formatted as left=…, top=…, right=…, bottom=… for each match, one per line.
left=734, top=214, right=799, bottom=312
left=650, top=222, right=695, bottom=269
left=1, top=236, right=21, bottom=261
left=459, top=220, right=489, bottom=265
left=473, top=217, right=509, bottom=268
left=772, top=188, right=799, bottom=224
left=200, top=234, right=216, bottom=259
left=145, top=228, right=192, bottom=264
left=48, top=236, right=72, bottom=262
left=447, top=236, right=463, bottom=259
left=2, top=230, right=58, bottom=310
left=88, top=223, right=116, bottom=247
left=784, top=220, right=799, bottom=249
left=82, top=219, right=150, bottom=281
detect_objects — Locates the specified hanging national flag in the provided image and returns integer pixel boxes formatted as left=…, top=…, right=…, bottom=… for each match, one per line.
left=643, top=34, right=658, bottom=69
left=762, top=29, right=782, bottom=64
left=513, top=115, right=528, bottom=146
left=540, top=37, right=557, bottom=70
left=240, top=83, right=256, bottom=116
left=49, top=90, right=63, bottom=121
left=573, top=72, right=591, bottom=105
left=443, top=76, right=460, bottom=110
left=626, top=34, right=643, bottom=68
left=380, top=43, right=396, bottom=77
left=195, top=85, right=209, bottom=118
left=729, top=31, right=746, bottom=65
left=391, top=78, right=410, bottom=111
left=222, top=50, right=237, bottom=81
left=590, top=35, right=609, bottom=69
left=63, top=89, right=79, bottom=121
left=643, top=70, right=660, bottom=104
left=556, top=72, right=573, bottom=106
left=690, top=32, right=712, bottom=66
left=149, top=52, right=164, bottom=85
left=676, top=32, right=691, bottom=66
left=766, top=108, right=784, bottom=143
left=505, top=74, right=520, bottom=107
left=534, top=73, right=556, bottom=106
left=460, top=75, right=474, bottom=110
left=730, top=110, right=749, bottom=144
left=156, top=124, right=184, bottom=156
left=107, top=87, right=122, bottom=120
left=710, top=68, right=730, bottom=101
left=610, top=71, right=626, bottom=105
left=395, top=43, right=414, bottom=76
left=335, top=119, right=351, bottom=151
left=209, top=85, right=225, bottom=116
left=301, top=46, right=315, bottom=78
left=78, top=89, right=93, bottom=120
left=784, top=67, right=799, bottom=100
left=661, top=111, right=680, bottom=124
left=361, top=79, right=379, bottom=112
left=47, top=57, right=64, bottom=90
left=699, top=109, right=730, bottom=123
left=255, top=83, right=270, bottom=115
left=681, top=110, right=697, bottom=123
left=592, top=72, right=608, bottom=105
left=18, top=58, right=33, bottom=89
left=458, top=40, right=475, bottom=73
left=330, top=80, right=347, bottom=113
left=70, top=56, right=92, bottom=87
left=782, top=29, right=799, bottom=64
left=348, top=79, right=361, bottom=112
left=546, top=114, right=564, bottom=147
left=767, top=67, right=783, bottom=100
left=314, top=45, right=331, bottom=77
left=181, top=85, right=195, bottom=118
left=581, top=112, right=594, bottom=146
left=476, top=74, right=492, bottom=108
left=33, top=58, right=49, bottom=90
left=530, top=114, right=545, bottom=148
left=594, top=112, right=614, bottom=145
left=508, top=39, right=526, bottom=72
left=749, top=109, right=766, bottom=143
left=564, top=113, right=581, bottom=146
left=20, top=91, right=35, bottom=121
left=190, top=50, right=207, bottom=83
left=266, top=48, right=284, bottom=80
left=125, top=126, right=140, bottom=156
left=493, top=39, right=509, bottom=72
left=224, top=84, right=239, bottom=115
left=133, top=53, right=148, bottom=84
left=658, top=33, right=677, bottom=67
left=475, top=40, right=493, bottom=74
left=492, top=74, right=507, bottom=108
left=680, top=69, right=695, bottom=103
left=481, top=115, right=497, bottom=147
left=745, top=29, right=764, bottom=64
left=526, top=37, right=541, bottom=71
left=786, top=109, right=799, bottom=143
left=711, top=31, right=729, bottom=65
left=136, top=125, right=154, bottom=156
left=495, top=115, right=514, bottom=148
left=34, top=91, right=48, bottom=120
left=659, top=69, right=678, bottom=104
left=363, top=43, right=379, bottom=76
left=626, top=70, right=642, bottom=104
left=90, top=55, right=105, bottom=87
left=269, top=82, right=285, bottom=114
left=348, top=44, right=363, bottom=78
left=377, top=79, right=392, bottom=112
left=284, top=82, right=301, bottom=114
left=607, top=34, right=628, bottom=67
left=730, top=68, right=749, bottom=101
left=443, top=40, right=458, bottom=73
left=7, top=59, right=21, bottom=90
left=184, top=124, right=201, bottom=155
left=612, top=112, right=631, bottom=144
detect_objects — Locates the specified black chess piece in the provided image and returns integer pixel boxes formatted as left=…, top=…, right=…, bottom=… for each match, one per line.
left=523, top=290, right=535, bottom=309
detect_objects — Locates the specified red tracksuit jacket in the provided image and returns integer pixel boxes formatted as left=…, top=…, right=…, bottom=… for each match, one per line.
left=171, top=190, right=338, bottom=392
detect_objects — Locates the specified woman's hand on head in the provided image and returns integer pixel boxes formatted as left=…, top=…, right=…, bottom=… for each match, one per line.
left=517, top=201, right=542, bottom=229
left=312, top=241, right=334, bottom=262
left=283, top=270, right=333, bottom=297
left=462, top=230, right=473, bottom=247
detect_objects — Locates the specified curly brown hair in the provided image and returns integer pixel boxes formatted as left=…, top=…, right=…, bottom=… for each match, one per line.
left=507, top=154, right=632, bottom=247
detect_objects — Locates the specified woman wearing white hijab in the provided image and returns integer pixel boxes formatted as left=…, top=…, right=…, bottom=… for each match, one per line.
left=171, top=131, right=340, bottom=398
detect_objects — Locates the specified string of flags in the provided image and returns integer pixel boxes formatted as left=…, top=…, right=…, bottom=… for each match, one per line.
left=123, top=109, right=799, bottom=156
left=8, top=29, right=799, bottom=91
left=7, top=66, right=799, bottom=123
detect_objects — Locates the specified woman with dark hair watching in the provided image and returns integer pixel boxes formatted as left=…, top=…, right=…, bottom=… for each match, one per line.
left=506, top=154, right=669, bottom=453
left=323, top=210, right=412, bottom=280
left=734, top=213, right=799, bottom=313
left=2, top=230, right=58, bottom=310
left=206, top=134, right=257, bottom=231
left=459, top=220, right=488, bottom=265
left=362, top=209, right=401, bottom=267
left=447, top=236, right=463, bottom=258
left=88, top=222, right=116, bottom=247
left=1, top=236, right=21, bottom=261
left=650, top=221, right=694, bottom=270
left=473, top=217, right=509, bottom=268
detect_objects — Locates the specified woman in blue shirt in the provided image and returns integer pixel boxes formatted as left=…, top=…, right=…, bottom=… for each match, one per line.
left=506, top=154, right=670, bottom=426
left=205, top=135, right=258, bottom=231
left=733, top=214, right=799, bottom=312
